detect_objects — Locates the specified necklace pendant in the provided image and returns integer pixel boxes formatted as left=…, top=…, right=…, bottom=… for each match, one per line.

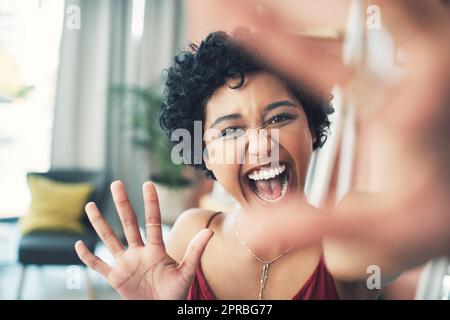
left=259, top=263, right=270, bottom=300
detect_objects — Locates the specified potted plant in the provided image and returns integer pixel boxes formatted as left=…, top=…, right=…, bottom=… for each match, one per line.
left=111, top=85, right=197, bottom=225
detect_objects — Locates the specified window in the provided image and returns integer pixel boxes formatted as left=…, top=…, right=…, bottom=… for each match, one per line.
left=0, top=0, right=64, bottom=218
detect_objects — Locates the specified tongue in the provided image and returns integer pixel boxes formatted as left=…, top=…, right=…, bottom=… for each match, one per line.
left=254, top=176, right=283, bottom=200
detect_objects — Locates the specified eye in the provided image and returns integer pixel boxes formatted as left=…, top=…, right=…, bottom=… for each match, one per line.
left=220, top=127, right=245, bottom=138
left=268, top=113, right=295, bottom=125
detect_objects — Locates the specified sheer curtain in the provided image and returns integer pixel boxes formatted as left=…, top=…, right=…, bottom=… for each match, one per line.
left=107, top=0, right=185, bottom=229
left=51, top=0, right=185, bottom=232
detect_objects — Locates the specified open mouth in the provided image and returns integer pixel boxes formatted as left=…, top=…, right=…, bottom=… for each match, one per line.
left=246, top=162, right=290, bottom=203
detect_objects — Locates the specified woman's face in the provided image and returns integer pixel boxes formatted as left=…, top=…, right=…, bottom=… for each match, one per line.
left=203, top=72, right=315, bottom=210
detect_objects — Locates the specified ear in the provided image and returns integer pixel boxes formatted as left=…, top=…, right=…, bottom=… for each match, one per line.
left=311, top=131, right=317, bottom=146
left=204, top=149, right=212, bottom=171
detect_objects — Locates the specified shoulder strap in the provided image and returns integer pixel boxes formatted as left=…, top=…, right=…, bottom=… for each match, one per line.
left=206, top=211, right=222, bottom=228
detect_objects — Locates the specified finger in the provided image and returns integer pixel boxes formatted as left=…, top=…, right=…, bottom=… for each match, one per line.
left=143, top=182, right=165, bottom=247
left=283, top=207, right=391, bottom=248
left=177, top=229, right=214, bottom=283
left=286, top=201, right=450, bottom=271
left=374, top=0, right=446, bottom=40
left=85, top=202, right=125, bottom=257
left=111, top=181, right=145, bottom=248
left=75, top=240, right=111, bottom=277
left=187, top=0, right=352, bottom=94
left=255, top=199, right=375, bottom=248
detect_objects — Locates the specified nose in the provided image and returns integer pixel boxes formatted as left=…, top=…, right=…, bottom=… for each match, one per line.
left=247, top=129, right=278, bottom=164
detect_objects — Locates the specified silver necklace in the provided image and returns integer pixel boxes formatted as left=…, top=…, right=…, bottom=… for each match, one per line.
left=234, top=214, right=294, bottom=300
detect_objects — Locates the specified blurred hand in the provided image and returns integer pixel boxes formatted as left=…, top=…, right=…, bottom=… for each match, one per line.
left=75, top=181, right=213, bottom=300
left=188, top=0, right=450, bottom=271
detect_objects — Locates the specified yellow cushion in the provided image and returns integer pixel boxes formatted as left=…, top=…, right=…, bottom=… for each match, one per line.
left=20, top=175, right=94, bottom=235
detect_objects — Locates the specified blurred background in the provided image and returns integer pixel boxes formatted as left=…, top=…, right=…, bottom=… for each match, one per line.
left=0, top=0, right=230, bottom=300
left=0, top=0, right=448, bottom=300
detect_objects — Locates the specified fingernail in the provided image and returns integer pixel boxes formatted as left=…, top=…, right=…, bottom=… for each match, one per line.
left=85, top=202, right=95, bottom=210
left=111, top=180, right=122, bottom=188
left=143, top=181, right=153, bottom=190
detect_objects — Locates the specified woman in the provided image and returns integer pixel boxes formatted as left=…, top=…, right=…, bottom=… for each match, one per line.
left=75, top=30, right=388, bottom=299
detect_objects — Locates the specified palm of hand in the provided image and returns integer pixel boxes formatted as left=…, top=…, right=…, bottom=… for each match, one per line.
left=75, top=181, right=213, bottom=300
left=106, top=246, right=188, bottom=300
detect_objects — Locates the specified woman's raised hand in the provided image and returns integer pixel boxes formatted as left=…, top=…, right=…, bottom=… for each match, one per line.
left=75, top=181, right=213, bottom=300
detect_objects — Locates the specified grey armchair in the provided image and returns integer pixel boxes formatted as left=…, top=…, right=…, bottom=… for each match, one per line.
left=17, top=170, right=107, bottom=299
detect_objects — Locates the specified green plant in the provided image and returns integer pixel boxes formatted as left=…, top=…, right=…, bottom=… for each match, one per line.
left=111, top=85, right=188, bottom=188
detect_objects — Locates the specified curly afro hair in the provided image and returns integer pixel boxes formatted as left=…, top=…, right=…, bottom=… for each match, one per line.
left=160, top=30, right=334, bottom=179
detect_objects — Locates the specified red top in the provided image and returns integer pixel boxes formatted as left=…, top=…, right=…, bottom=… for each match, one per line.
left=187, top=212, right=339, bottom=300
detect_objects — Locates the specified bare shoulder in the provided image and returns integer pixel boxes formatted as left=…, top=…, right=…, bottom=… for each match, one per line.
left=166, top=208, right=219, bottom=262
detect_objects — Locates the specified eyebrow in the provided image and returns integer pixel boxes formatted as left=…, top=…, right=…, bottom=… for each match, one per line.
left=209, top=100, right=297, bottom=128
left=263, top=100, right=297, bottom=113
left=210, top=113, right=242, bottom=128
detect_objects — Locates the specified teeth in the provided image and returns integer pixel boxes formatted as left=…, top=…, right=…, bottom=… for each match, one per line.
left=247, top=164, right=286, bottom=181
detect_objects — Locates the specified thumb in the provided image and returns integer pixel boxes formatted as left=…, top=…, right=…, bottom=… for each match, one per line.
left=178, top=228, right=214, bottom=283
